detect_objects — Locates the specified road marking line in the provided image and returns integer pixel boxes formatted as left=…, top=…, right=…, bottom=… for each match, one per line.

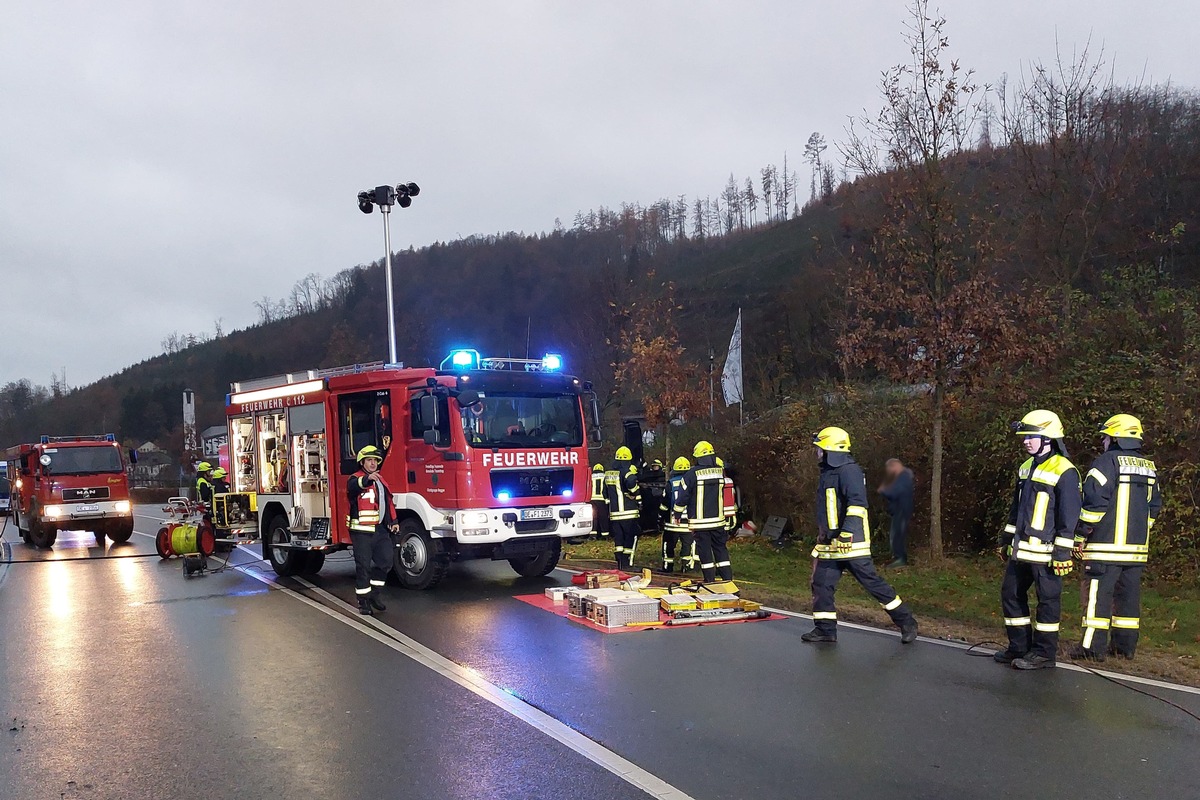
left=226, top=565, right=693, bottom=800
left=553, top=566, right=1200, bottom=697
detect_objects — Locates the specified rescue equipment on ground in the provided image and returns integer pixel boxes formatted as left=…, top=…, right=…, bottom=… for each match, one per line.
left=155, top=498, right=217, bottom=561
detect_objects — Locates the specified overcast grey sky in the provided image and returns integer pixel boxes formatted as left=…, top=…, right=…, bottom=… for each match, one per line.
left=3, top=1, right=1197, bottom=387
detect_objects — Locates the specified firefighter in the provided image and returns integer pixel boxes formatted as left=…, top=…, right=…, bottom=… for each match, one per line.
left=195, top=461, right=213, bottom=507
left=347, top=445, right=399, bottom=615
left=604, top=446, right=641, bottom=569
left=660, top=457, right=691, bottom=572
left=995, top=409, right=1081, bottom=670
left=642, top=458, right=667, bottom=536
left=210, top=467, right=229, bottom=494
left=803, top=427, right=919, bottom=644
left=1069, top=414, right=1161, bottom=662
left=590, top=463, right=610, bottom=538
left=675, top=441, right=731, bottom=582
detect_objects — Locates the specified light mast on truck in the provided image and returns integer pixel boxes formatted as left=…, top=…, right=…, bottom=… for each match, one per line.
left=220, top=350, right=601, bottom=589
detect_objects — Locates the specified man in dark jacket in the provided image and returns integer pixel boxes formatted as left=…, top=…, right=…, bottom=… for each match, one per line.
left=879, top=458, right=914, bottom=567
left=674, top=441, right=731, bottom=582
left=604, top=446, right=641, bottom=569
left=347, top=445, right=399, bottom=615
left=803, top=427, right=918, bottom=644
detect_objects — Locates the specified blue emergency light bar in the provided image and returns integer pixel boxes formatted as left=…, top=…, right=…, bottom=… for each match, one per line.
left=541, top=353, right=563, bottom=371
left=442, top=349, right=481, bottom=370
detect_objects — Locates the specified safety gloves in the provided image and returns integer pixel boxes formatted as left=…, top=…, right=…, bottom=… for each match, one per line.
left=997, top=544, right=1013, bottom=562
left=1051, top=547, right=1074, bottom=576
left=836, top=533, right=854, bottom=554
left=1072, top=535, right=1087, bottom=561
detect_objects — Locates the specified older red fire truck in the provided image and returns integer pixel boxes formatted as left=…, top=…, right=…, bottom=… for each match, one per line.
left=220, top=351, right=600, bottom=589
left=4, top=434, right=136, bottom=548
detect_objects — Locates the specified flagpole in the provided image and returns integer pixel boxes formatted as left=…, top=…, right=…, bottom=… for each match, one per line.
left=708, top=347, right=714, bottom=425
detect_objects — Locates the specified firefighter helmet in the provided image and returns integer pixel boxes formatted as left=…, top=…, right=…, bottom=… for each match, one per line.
left=210, top=468, right=227, bottom=479
left=356, top=445, right=384, bottom=463
left=592, top=463, right=604, bottom=472
left=1013, top=409, right=1064, bottom=440
left=615, top=446, right=633, bottom=461
left=196, top=461, right=212, bottom=473
left=1099, top=413, right=1143, bottom=441
left=812, top=427, right=851, bottom=452
left=693, top=440, right=715, bottom=458
left=672, top=456, right=691, bottom=472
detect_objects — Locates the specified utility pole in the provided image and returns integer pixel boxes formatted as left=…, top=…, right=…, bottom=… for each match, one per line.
left=357, top=182, right=421, bottom=364
left=708, top=348, right=714, bottom=425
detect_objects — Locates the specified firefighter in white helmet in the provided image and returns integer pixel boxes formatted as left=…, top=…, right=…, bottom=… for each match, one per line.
left=1069, top=414, right=1161, bottom=662
left=803, top=426, right=918, bottom=644
left=995, top=410, right=1081, bottom=670
left=347, top=445, right=399, bottom=615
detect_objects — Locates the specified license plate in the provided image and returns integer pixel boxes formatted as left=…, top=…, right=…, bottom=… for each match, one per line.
left=520, top=508, right=553, bottom=521
left=77, top=504, right=99, bottom=513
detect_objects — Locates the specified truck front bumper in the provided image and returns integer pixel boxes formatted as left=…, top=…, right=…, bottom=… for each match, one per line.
left=439, top=502, right=593, bottom=543
left=41, top=500, right=133, bottom=524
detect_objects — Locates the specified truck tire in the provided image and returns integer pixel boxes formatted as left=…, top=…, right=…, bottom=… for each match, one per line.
left=265, top=516, right=306, bottom=577
left=108, top=519, right=134, bottom=544
left=508, top=540, right=562, bottom=578
left=94, top=527, right=107, bottom=546
left=29, top=521, right=57, bottom=549
left=394, top=518, right=447, bottom=590
left=299, top=551, right=325, bottom=576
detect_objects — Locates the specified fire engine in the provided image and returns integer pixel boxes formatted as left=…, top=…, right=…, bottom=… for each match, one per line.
left=220, top=350, right=600, bottom=589
left=4, top=434, right=136, bottom=549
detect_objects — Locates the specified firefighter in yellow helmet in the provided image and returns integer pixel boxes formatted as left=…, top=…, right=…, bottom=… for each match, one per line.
left=804, top=427, right=918, bottom=644
left=996, top=410, right=1081, bottom=669
left=194, top=461, right=214, bottom=507
left=347, top=445, right=399, bottom=615
left=589, top=464, right=610, bottom=538
left=674, top=441, right=732, bottom=581
left=660, top=457, right=692, bottom=572
left=1069, top=414, right=1161, bottom=662
left=604, top=446, right=641, bottom=569
left=210, top=467, right=229, bottom=494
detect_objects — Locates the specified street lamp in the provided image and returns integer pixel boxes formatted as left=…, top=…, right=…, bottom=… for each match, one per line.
left=357, top=181, right=420, bottom=364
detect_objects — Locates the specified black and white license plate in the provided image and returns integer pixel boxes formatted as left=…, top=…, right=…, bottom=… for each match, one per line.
left=520, top=508, right=553, bottom=521
left=77, top=504, right=100, bottom=513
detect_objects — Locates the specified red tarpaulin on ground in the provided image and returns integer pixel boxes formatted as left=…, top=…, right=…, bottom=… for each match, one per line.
left=514, top=593, right=785, bottom=634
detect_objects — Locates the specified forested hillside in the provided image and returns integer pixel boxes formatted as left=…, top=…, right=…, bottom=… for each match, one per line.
left=4, top=14, right=1200, bottom=575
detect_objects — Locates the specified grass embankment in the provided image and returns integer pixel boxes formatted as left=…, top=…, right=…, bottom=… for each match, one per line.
left=563, top=536, right=1200, bottom=687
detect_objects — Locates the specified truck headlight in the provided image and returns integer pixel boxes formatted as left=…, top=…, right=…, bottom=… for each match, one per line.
left=114, top=500, right=132, bottom=514
left=462, top=527, right=491, bottom=537
left=462, top=511, right=489, bottom=525
left=45, top=505, right=63, bottom=518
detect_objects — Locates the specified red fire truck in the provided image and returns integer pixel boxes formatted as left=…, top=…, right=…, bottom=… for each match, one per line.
left=220, top=351, right=600, bottom=589
left=4, top=434, right=136, bottom=549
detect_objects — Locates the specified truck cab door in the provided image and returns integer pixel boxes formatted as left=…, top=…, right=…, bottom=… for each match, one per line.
left=406, top=390, right=452, bottom=503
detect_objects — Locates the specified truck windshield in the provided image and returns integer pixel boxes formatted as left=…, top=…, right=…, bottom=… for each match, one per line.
left=43, top=446, right=124, bottom=475
left=461, top=394, right=583, bottom=448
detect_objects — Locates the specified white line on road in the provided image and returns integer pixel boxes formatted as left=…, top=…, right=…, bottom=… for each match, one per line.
left=227, top=565, right=695, bottom=800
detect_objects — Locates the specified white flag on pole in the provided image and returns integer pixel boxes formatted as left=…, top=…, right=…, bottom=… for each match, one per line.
left=721, top=309, right=743, bottom=406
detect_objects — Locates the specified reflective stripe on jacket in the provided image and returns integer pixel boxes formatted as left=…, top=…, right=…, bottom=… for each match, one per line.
left=812, top=457, right=873, bottom=560
left=1003, top=453, right=1081, bottom=564
left=661, top=473, right=690, bottom=533
left=1078, top=447, right=1161, bottom=564
left=347, top=472, right=395, bottom=533
left=590, top=471, right=606, bottom=502
left=604, top=462, right=641, bottom=521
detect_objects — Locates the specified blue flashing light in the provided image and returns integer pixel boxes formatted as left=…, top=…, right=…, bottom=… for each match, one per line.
left=541, top=353, right=563, bottom=371
left=561, top=489, right=573, bottom=498
left=497, top=491, right=512, bottom=502
left=445, top=348, right=480, bottom=370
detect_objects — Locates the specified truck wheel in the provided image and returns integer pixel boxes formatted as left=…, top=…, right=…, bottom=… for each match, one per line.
left=265, top=516, right=306, bottom=577
left=108, top=520, right=134, bottom=544
left=299, top=551, right=325, bottom=576
left=394, top=518, right=448, bottom=590
left=29, top=522, right=57, bottom=549
left=508, top=540, right=562, bottom=578
left=95, top=528, right=107, bottom=546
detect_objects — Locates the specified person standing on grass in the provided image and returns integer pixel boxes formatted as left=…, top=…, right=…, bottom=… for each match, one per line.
left=879, top=458, right=914, bottom=567
left=802, top=426, right=919, bottom=645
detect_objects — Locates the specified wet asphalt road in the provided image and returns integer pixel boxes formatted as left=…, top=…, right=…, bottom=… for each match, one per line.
left=1, top=508, right=1198, bottom=800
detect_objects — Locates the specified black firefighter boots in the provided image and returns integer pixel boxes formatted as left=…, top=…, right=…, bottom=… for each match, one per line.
left=357, top=595, right=374, bottom=616
left=370, top=592, right=387, bottom=612
left=1068, top=644, right=1106, bottom=663
left=992, top=649, right=1028, bottom=665
left=801, top=629, right=837, bottom=643
left=1012, top=654, right=1056, bottom=670
left=900, top=620, right=919, bottom=644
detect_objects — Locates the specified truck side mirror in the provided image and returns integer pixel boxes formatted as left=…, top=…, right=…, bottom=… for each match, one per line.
left=456, top=389, right=480, bottom=408
left=422, top=429, right=442, bottom=447
left=419, top=394, right=439, bottom=431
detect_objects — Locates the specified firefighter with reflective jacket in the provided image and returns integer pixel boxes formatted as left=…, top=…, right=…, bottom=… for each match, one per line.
left=803, top=427, right=918, bottom=644
left=590, top=463, right=610, bottom=538
left=347, top=445, right=399, bottom=615
left=995, top=410, right=1082, bottom=670
left=675, top=441, right=732, bottom=582
left=195, top=461, right=214, bottom=507
left=1069, top=414, right=1161, bottom=662
left=210, top=467, right=229, bottom=494
left=660, top=457, right=691, bottom=572
left=604, top=447, right=641, bottom=569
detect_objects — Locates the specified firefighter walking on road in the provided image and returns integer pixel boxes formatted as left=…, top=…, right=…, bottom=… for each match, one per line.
left=1070, top=414, right=1161, bottom=662
left=605, top=447, right=641, bottom=569
left=675, top=441, right=732, bottom=582
left=661, top=457, right=691, bottom=573
left=347, top=445, right=399, bottom=616
left=803, top=427, right=918, bottom=644
left=996, top=410, right=1081, bottom=670
left=590, top=463, right=610, bottom=539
